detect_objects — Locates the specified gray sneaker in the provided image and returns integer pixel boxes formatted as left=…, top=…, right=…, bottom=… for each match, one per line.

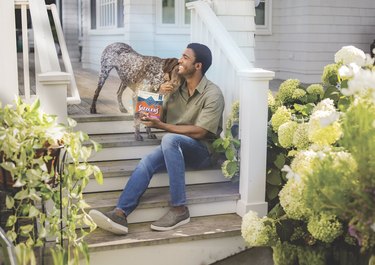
left=89, top=209, right=128, bottom=235
left=150, top=206, right=190, bottom=231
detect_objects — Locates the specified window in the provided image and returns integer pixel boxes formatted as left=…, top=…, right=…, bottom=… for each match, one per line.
left=157, top=0, right=196, bottom=34
left=90, top=0, right=124, bottom=30
left=255, top=0, right=272, bottom=35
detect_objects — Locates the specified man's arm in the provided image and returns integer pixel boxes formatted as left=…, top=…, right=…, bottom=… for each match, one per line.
left=141, top=117, right=208, bottom=139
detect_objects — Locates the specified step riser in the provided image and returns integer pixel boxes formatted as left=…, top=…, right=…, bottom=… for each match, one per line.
left=89, top=145, right=155, bottom=162
left=127, top=200, right=237, bottom=224
left=85, top=169, right=227, bottom=192
left=88, top=200, right=237, bottom=224
left=76, top=120, right=135, bottom=135
left=86, top=236, right=246, bottom=265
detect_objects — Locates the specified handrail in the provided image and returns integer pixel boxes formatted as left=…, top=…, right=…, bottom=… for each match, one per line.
left=48, top=4, right=81, bottom=104
left=187, top=1, right=253, bottom=71
left=14, top=0, right=81, bottom=105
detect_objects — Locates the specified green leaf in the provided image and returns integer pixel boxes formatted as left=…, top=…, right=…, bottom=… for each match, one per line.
left=225, top=147, right=235, bottom=161
left=225, top=161, right=238, bottom=177
left=20, top=224, right=34, bottom=236
left=274, top=153, right=286, bottom=170
left=91, top=140, right=102, bottom=152
left=6, top=230, right=17, bottom=242
left=1, top=161, right=16, bottom=174
left=67, top=117, right=77, bottom=128
left=93, top=165, right=103, bottom=185
left=28, top=205, right=40, bottom=218
left=222, top=138, right=231, bottom=149
left=266, top=169, right=282, bottom=185
left=232, top=138, right=241, bottom=149
left=6, top=195, right=15, bottom=209
left=14, top=189, right=29, bottom=200
left=266, top=185, right=280, bottom=200
left=6, top=215, right=17, bottom=227
left=30, top=99, right=40, bottom=112
left=267, top=203, right=285, bottom=219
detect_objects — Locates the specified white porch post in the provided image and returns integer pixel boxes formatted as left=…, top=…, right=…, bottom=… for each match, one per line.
left=236, top=68, right=275, bottom=217
left=0, top=0, right=19, bottom=105
left=37, top=72, right=70, bottom=124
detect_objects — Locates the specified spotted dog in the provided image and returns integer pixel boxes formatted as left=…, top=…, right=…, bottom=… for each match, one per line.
left=90, top=42, right=183, bottom=141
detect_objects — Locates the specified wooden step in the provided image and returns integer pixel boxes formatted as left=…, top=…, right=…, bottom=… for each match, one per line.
left=71, top=113, right=163, bottom=136
left=84, top=182, right=240, bottom=223
left=71, top=113, right=134, bottom=135
left=85, top=159, right=228, bottom=192
left=85, top=213, right=246, bottom=265
left=87, top=132, right=164, bottom=161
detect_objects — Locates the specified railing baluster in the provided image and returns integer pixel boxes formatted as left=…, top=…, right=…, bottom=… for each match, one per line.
left=21, top=3, right=30, bottom=102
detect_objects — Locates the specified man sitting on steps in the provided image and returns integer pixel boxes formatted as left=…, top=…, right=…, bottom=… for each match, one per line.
left=89, top=43, right=225, bottom=235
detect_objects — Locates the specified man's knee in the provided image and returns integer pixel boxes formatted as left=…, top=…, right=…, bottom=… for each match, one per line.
left=161, top=133, right=180, bottom=148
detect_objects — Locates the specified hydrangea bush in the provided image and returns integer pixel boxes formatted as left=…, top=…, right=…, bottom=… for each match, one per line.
left=242, top=45, right=375, bottom=265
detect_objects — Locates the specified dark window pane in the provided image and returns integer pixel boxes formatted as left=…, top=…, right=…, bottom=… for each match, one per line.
left=90, top=0, right=96, bottom=29
left=162, top=0, right=175, bottom=24
left=255, top=2, right=265, bottom=25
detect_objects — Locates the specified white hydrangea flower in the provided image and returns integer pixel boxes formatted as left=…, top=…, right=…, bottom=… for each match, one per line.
left=334, top=45, right=366, bottom=66
left=313, top=98, right=336, bottom=113
left=310, top=99, right=340, bottom=127
left=282, top=165, right=301, bottom=181
left=343, top=68, right=375, bottom=96
left=338, top=63, right=360, bottom=79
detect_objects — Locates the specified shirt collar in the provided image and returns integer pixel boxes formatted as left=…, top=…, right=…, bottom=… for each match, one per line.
left=180, top=76, right=208, bottom=95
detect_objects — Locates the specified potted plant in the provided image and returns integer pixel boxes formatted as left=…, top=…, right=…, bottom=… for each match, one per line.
left=0, top=97, right=103, bottom=265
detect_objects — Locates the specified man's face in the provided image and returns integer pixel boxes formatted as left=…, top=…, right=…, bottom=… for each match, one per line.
left=178, top=48, right=200, bottom=77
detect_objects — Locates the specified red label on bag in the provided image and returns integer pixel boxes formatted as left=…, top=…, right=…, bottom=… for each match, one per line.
left=136, top=91, right=164, bottom=119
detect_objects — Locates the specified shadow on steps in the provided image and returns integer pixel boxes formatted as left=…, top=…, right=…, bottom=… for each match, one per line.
left=210, top=247, right=274, bottom=265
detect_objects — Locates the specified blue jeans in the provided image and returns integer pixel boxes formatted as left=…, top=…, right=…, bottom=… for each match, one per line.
left=116, top=133, right=212, bottom=216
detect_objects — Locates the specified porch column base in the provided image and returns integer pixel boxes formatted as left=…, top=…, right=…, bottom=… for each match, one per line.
left=236, top=200, right=268, bottom=217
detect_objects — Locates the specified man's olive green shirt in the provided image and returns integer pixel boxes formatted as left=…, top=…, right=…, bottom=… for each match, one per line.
left=162, top=76, right=225, bottom=153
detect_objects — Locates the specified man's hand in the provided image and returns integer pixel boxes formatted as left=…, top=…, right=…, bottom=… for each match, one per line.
left=159, top=82, right=175, bottom=94
left=141, top=114, right=163, bottom=129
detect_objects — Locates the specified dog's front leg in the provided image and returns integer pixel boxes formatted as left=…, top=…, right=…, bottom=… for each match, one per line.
left=146, top=127, right=157, bottom=139
left=134, top=112, right=144, bottom=141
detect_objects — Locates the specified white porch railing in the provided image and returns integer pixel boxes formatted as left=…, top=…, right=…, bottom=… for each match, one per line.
left=187, top=0, right=275, bottom=217
left=0, top=0, right=80, bottom=123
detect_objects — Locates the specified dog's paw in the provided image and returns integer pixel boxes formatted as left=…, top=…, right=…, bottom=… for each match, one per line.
left=147, top=133, right=157, bottom=140
left=135, top=133, right=144, bottom=141
left=119, top=107, right=128, bottom=113
left=90, top=107, right=97, bottom=114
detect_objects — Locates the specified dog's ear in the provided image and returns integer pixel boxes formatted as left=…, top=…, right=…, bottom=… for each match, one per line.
left=163, top=58, right=179, bottom=73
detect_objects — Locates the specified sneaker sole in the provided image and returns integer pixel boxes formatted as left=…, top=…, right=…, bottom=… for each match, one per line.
left=150, top=217, right=190, bottom=231
left=89, top=209, right=128, bottom=235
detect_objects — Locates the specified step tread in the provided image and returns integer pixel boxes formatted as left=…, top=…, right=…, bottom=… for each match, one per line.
left=85, top=182, right=239, bottom=210
left=88, top=132, right=165, bottom=147
left=86, top=213, right=242, bottom=251
left=70, top=113, right=133, bottom=122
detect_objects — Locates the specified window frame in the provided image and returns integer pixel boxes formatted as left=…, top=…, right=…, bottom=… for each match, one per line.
left=255, top=0, right=272, bottom=35
left=89, top=0, right=124, bottom=34
left=156, top=0, right=195, bottom=34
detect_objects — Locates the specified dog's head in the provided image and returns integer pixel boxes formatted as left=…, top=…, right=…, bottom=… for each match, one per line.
left=162, top=58, right=184, bottom=92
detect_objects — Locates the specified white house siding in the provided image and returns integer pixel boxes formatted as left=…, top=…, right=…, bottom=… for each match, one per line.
left=213, top=0, right=255, bottom=62
left=62, top=0, right=80, bottom=62
left=78, top=0, right=255, bottom=72
left=254, top=0, right=375, bottom=84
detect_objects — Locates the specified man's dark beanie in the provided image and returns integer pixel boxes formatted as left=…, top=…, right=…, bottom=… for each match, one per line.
left=187, top=43, right=212, bottom=74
